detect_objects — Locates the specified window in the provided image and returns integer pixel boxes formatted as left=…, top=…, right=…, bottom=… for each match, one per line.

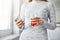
left=0, top=0, right=12, bottom=37
left=49, top=0, right=60, bottom=23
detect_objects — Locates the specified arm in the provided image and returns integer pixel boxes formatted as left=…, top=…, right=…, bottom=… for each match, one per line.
left=19, top=4, right=26, bottom=29
left=43, top=3, right=56, bottom=30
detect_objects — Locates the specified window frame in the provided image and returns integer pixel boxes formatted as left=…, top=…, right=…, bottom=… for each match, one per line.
left=0, top=0, right=13, bottom=37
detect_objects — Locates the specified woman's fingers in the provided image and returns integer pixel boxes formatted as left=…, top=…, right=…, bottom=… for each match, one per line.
left=36, top=19, right=43, bottom=25
left=14, top=18, right=24, bottom=28
left=15, top=18, right=22, bottom=24
left=17, top=21, right=23, bottom=26
left=16, top=20, right=24, bottom=26
left=15, top=18, right=18, bottom=21
left=16, top=19, right=22, bottom=24
left=31, top=19, right=41, bottom=22
left=18, top=21, right=24, bottom=28
left=31, top=17, right=44, bottom=26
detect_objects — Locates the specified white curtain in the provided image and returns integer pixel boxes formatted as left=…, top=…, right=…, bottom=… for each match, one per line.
left=0, top=0, right=12, bottom=37
left=0, top=0, right=12, bottom=30
left=13, top=0, right=25, bottom=34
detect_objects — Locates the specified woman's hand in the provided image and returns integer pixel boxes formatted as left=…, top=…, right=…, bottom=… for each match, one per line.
left=15, top=18, right=24, bottom=29
left=31, top=17, right=44, bottom=27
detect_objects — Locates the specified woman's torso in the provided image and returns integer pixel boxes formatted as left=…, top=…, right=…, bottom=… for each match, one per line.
left=20, top=1, right=49, bottom=40
left=24, top=1, right=49, bottom=28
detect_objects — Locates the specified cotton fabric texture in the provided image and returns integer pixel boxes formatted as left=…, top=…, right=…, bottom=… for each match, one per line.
left=19, top=1, right=56, bottom=40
